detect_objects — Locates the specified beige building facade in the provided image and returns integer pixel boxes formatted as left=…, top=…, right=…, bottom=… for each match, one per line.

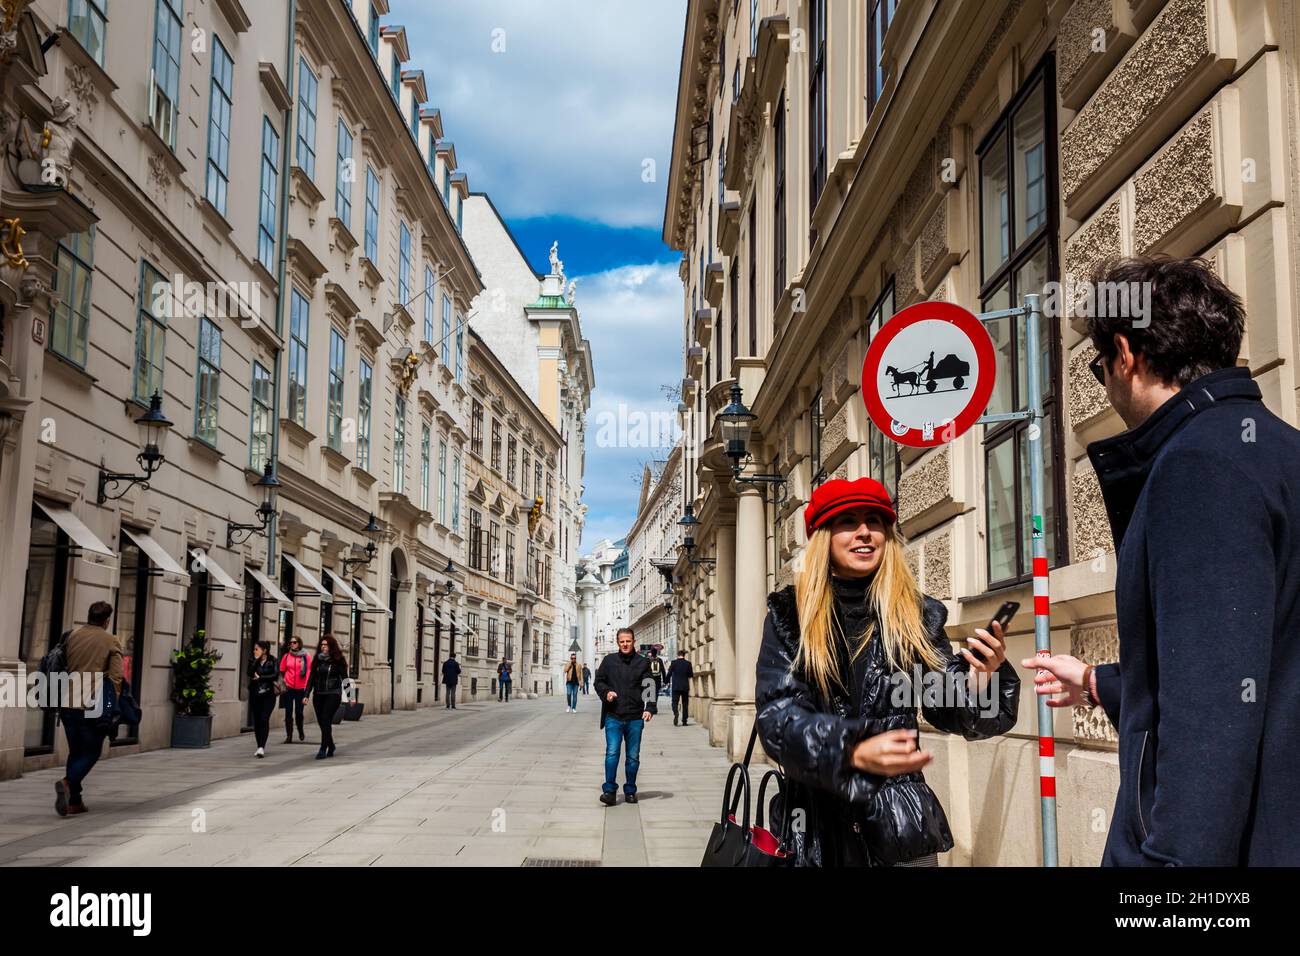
left=624, top=444, right=681, bottom=658
left=664, top=0, right=1300, bottom=865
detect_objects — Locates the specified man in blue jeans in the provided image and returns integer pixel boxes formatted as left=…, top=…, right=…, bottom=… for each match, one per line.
left=56, top=601, right=123, bottom=816
left=593, top=627, right=656, bottom=806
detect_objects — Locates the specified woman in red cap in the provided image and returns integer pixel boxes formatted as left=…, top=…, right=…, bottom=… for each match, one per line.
left=754, top=476, right=1020, bottom=866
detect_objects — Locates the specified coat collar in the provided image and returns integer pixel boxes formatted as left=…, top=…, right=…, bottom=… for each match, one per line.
left=1086, top=366, right=1260, bottom=549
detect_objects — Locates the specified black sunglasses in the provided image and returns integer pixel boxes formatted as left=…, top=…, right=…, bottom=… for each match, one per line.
left=1089, top=352, right=1108, bottom=387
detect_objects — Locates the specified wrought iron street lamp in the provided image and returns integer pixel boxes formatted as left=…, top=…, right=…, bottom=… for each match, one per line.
left=716, top=383, right=789, bottom=503
left=340, top=513, right=383, bottom=574
left=97, top=391, right=173, bottom=503
left=677, top=504, right=715, bottom=568
left=226, top=461, right=281, bottom=547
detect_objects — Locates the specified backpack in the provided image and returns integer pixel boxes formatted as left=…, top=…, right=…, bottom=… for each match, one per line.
left=38, top=629, right=72, bottom=711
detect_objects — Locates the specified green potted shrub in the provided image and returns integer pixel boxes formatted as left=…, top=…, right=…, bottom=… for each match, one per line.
left=170, top=628, right=221, bottom=748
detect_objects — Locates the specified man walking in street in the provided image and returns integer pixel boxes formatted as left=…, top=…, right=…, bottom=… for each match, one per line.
left=497, top=657, right=512, bottom=702
left=563, top=653, right=582, bottom=712
left=594, top=627, right=656, bottom=806
left=645, top=647, right=665, bottom=698
left=441, top=652, right=461, bottom=709
left=666, top=649, right=693, bottom=726
left=582, top=663, right=591, bottom=695
left=55, top=601, right=123, bottom=816
left=1028, top=255, right=1300, bottom=866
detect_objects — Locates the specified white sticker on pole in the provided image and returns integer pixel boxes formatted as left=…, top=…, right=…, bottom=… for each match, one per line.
left=861, top=301, right=997, bottom=448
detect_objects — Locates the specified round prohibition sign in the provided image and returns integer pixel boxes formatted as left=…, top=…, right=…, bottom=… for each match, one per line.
left=860, top=301, right=997, bottom=448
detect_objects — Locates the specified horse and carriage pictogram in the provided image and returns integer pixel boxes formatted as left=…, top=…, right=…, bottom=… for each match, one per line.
left=884, top=350, right=970, bottom=396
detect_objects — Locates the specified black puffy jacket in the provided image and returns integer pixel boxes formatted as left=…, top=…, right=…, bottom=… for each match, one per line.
left=755, top=582, right=1020, bottom=866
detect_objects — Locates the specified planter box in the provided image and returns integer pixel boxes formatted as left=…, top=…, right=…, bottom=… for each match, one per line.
left=171, top=714, right=213, bottom=749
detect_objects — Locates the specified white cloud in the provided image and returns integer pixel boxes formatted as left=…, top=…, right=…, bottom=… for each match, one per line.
left=389, top=0, right=688, bottom=227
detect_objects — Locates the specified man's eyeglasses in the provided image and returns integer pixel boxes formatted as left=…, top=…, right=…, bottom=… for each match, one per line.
left=1089, top=351, right=1108, bottom=387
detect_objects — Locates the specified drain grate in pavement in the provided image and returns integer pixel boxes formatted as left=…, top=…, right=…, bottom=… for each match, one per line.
left=521, top=857, right=601, bottom=867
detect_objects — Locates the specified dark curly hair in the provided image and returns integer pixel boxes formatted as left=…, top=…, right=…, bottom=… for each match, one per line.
left=1087, top=255, right=1244, bottom=387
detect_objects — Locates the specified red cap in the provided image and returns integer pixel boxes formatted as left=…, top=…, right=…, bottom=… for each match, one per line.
left=804, top=477, right=897, bottom=538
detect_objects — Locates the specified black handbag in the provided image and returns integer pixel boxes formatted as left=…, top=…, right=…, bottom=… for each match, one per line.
left=700, top=723, right=794, bottom=867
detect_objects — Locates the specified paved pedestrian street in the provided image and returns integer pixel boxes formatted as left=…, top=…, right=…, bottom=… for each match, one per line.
left=0, top=698, right=729, bottom=867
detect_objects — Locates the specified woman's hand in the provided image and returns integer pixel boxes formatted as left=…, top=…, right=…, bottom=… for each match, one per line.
left=851, top=729, right=931, bottom=776
left=962, top=620, right=1007, bottom=674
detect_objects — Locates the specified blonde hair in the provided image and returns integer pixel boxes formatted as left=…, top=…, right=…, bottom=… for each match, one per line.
left=793, top=523, right=945, bottom=700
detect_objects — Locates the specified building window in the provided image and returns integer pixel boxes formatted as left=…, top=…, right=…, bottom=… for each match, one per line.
left=205, top=37, right=234, bottom=216
left=287, top=289, right=309, bottom=428
left=327, top=327, right=345, bottom=451
left=729, top=259, right=739, bottom=365
left=489, top=520, right=501, bottom=577
left=748, top=204, right=757, bottom=355
left=534, top=461, right=543, bottom=503
left=466, top=612, right=478, bottom=657
left=866, top=284, right=900, bottom=497
left=544, top=555, right=552, bottom=600
left=335, top=119, right=354, bottom=228
left=393, top=392, right=407, bottom=495
left=469, top=509, right=483, bottom=570
left=358, top=358, right=373, bottom=471
left=867, top=0, right=897, bottom=113
left=133, top=261, right=168, bottom=402
left=398, top=221, right=412, bottom=305
left=490, top=418, right=502, bottom=472
left=438, top=437, right=448, bottom=525
left=486, top=619, right=498, bottom=660
left=470, top=400, right=484, bottom=457
left=67, top=0, right=107, bottom=65
left=364, top=166, right=380, bottom=261
left=149, top=0, right=183, bottom=148
left=423, top=266, right=435, bottom=343
left=750, top=0, right=759, bottom=56
left=773, top=89, right=786, bottom=307
left=250, top=361, right=272, bottom=472
left=978, top=63, right=1063, bottom=588
left=521, top=450, right=531, bottom=497
left=456, top=196, right=464, bottom=233
left=258, top=118, right=280, bottom=273
left=420, top=422, right=431, bottom=511
left=440, top=294, right=452, bottom=366
left=497, top=621, right=507, bottom=661
left=507, top=435, right=517, bottom=485
left=49, top=227, right=94, bottom=367
left=505, top=530, right=515, bottom=586
left=454, top=313, right=465, bottom=382
left=367, top=2, right=379, bottom=57
left=295, top=56, right=318, bottom=179
left=546, top=472, right=554, bottom=517
left=809, top=390, right=825, bottom=487
left=389, top=51, right=400, bottom=99
left=451, top=453, right=461, bottom=533
left=808, top=0, right=827, bottom=214
left=194, top=317, right=221, bottom=446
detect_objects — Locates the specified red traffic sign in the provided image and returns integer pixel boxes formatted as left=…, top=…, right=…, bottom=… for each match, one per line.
left=860, top=301, right=996, bottom=448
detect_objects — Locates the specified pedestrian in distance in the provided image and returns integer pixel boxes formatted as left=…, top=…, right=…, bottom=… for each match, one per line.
left=247, top=640, right=278, bottom=757
left=278, top=635, right=312, bottom=743
left=582, top=663, right=591, bottom=695
left=497, top=657, right=512, bottom=702
left=305, top=635, right=348, bottom=759
left=1027, top=255, right=1300, bottom=866
left=755, top=476, right=1020, bottom=866
left=54, top=601, right=124, bottom=817
left=666, top=650, right=693, bottom=726
left=563, top=653, right=582, bottom=712
left=442, top=652, right=461, bottom=709
left=645, top=647, right=665, bottom=698
left=594, top=627, right=656, bottom=806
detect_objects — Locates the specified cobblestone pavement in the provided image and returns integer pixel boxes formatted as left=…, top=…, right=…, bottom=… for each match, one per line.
left=0, top=696, right=729, bottom=867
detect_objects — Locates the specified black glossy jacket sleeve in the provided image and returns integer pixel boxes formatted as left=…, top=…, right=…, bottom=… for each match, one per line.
left=755, top=611, right=884, bottom=804
left=918, top=602, right=1020, bottom=739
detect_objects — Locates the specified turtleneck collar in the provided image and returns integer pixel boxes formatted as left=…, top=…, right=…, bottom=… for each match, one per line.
left=830, top=573, right=873, bottom=596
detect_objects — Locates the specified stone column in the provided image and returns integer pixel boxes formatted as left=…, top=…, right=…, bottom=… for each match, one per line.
left=709, top=517, right=737, bottom=749
left=577, top=578, right=596, bottom=668
left=730, top=482, right=767, bottom=760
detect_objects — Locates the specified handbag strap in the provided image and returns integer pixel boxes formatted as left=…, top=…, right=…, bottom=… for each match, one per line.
left=728, top=721, right=762, bottom=818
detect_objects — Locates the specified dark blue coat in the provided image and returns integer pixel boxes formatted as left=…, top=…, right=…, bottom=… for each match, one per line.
left=441, top=659, right=461, bottom=687
left=1087, top=367, right=1300, bottom=866
left=666, top=657, right=693, bottom=692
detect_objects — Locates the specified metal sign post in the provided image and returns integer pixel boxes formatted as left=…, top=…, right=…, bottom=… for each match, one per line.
left=974, top=292, right=1057, bottom=867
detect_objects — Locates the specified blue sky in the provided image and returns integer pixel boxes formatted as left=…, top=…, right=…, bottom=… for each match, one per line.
left=391, top=0, right=688, bottom=552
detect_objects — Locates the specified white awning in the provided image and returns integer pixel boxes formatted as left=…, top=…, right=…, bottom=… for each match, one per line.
left=121, top=528, right=189, bottom=581
left=354, top=579, right=392, bottom=616
left=190, top=548, right=242, bottom=594
left=34, top=502, right=114, bottom=559
left=246, top=566, right=292, bottom=609
left=283, top=555, right=329, bottom=599
left=323, top=568, right=369, bottom=608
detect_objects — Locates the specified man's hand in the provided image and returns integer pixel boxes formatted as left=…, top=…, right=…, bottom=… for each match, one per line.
left=605, top=691, right=617, bottom=702
left=642, top=711, right=652, bottom=722
left=850, top=729, right=931, bottom=776
left=1021, top=653, right=1089, bottom=707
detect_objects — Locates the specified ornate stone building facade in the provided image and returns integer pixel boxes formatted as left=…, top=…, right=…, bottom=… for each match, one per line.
left=0, top=0, right=495, bottom=779
left=462, top=328, right=562, bottom=699
left=664, top=0, right=1300, bottom=864
left=624, top=445, right=681, bottom=659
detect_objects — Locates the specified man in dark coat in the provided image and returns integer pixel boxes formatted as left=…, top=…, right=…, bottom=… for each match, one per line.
left=666, top=650, right=694, bottom=726
left=441, top=653, right=461, bottom=710
left=1029, top=256, right=1300, bottom=866
left=593, top=627, right=656, bottom=806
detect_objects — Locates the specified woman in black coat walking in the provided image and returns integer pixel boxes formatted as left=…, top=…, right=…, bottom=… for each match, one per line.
left=247, top=641, right=279, bottom=758
left=305, top=634, right=348, bottom=759
left=756, top=477, right=1020, bottom=866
